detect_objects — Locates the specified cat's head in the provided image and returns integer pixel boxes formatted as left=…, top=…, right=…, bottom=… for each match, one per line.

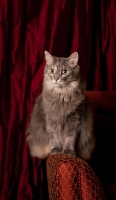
left=44, top=51, right=81, bottom=90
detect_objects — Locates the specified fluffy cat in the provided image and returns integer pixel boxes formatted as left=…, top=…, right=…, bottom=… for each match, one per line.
left=26, top=51, right=95, bottom=160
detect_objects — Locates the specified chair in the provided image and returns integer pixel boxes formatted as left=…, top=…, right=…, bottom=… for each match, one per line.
left=46, top=91, right=116, bottom=200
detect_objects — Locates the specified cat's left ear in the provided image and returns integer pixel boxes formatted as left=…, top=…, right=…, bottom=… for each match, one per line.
left=44, top=51, right=54, bottom=65
left=68, top=52, right=79, bottom=67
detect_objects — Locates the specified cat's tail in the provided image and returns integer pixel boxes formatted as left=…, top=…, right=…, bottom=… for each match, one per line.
left=26, top=133, right=51, bottom=159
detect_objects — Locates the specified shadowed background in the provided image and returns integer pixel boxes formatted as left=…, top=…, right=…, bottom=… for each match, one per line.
left=0, top=0, right=116, bottom=199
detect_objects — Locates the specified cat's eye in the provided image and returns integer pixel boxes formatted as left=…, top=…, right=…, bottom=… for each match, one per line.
left=61, top=70, right=67, bottom=75
left=50, top=68, right=54, bottom=74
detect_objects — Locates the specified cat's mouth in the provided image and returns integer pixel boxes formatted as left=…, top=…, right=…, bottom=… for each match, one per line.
left=52, top=80, right=64, bottom=87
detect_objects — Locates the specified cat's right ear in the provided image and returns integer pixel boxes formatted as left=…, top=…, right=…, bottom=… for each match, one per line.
left=68, top=52, right=79, bottom=67
left=44, top=51, right=54, bottom=65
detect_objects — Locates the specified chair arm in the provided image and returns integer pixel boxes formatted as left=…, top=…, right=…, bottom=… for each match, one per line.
left=46, top=153, right=105, bottom=200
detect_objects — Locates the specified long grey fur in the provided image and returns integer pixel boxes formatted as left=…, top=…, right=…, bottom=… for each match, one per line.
left=26, top=51, right=95, bottom=160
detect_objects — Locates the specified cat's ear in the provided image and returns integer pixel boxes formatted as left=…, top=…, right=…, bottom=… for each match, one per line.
left=44, top=51, right=54, bottom=65
left=68, top=52, right=79, bottom=67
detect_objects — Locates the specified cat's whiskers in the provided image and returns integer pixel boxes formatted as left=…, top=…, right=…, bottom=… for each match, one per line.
left=44, top=77, right=79, bottom=99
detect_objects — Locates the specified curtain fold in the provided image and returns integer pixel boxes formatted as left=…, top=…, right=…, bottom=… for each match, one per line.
left=0, top=0, right=116, bottom=199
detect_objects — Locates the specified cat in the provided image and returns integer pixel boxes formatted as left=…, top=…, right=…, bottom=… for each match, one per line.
left=26, top=51, right=95, bottom=160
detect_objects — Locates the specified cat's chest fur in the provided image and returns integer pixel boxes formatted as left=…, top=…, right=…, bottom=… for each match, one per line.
left=42, top=86, right=84, bottom=123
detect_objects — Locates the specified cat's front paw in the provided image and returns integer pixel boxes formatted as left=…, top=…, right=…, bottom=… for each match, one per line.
left=51, top=148, right=62, bottom=154
left=64, top=150, right=76, bottom=157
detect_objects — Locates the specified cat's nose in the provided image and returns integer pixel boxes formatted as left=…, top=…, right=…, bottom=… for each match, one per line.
left=54, top=77, right=59, bottom=81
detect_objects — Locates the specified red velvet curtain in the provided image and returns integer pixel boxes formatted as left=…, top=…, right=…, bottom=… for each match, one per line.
left=0, top=0, right=116, bottom=199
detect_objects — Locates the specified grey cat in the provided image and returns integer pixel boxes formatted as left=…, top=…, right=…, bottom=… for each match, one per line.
left=26, top=51, right=95, bottom=160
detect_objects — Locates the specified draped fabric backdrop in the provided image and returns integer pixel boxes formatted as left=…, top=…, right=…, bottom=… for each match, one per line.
left=0, top=0, right=116, bottom=199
